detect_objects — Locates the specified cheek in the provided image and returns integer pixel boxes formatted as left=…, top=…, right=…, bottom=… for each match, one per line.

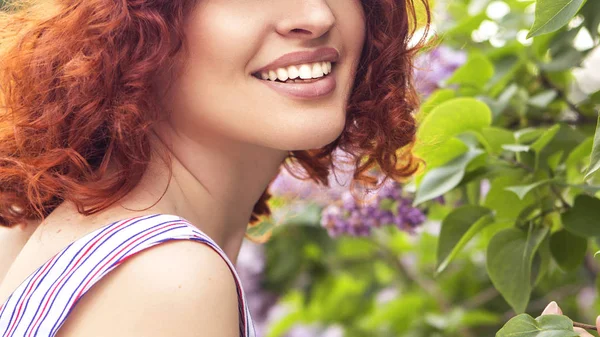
left=167, top=3, right=266, bottom=139
left=342, top=4, right=367, bottom=93
left=335, top=0, right=366, bottom=55
left=184, top=4, right=261, bottom=80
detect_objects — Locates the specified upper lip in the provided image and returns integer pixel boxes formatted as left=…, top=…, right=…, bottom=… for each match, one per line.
left=251, top=47, right=340, bottom=75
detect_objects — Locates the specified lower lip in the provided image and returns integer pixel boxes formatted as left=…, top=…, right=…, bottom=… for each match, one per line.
left=254, top=69, right=336, bottom=99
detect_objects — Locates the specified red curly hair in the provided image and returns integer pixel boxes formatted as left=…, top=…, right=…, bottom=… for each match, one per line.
left=0, top=0, right=431, bottom=229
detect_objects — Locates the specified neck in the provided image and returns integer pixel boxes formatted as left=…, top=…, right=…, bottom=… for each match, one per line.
left=112, top=124, right=288, bottom=262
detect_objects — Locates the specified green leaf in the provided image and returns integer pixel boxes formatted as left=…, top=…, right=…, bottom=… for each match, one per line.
left=446, top=53, right=494, bottom=90
left=487, top=226, right=549, bottom=313
left=558, top=182, right=600, bottom=194
left=566, top=137, right=593, bottom=168
left=480, top=127, right=516, bottom=155
left=547, top=151, right=564, bottom=172
left=246, top=216, right=276, bottom=240
left=539, top=48, right=584, bottom=72
left=515, top=128, right=545, bottom=144
left=496, top=314, right=579, bottom=337
left=414, top=148, right=485, bottom=205
left=532, top=236, right=552, bottom=287
left=417, top=89, right=455, bottom=123
left=436, top=205, right=494, bottom=275
left=530, top=124, right=560, bottom=153
left=584, top=114, right=600, bottom=180
left=502, top=144, right=531, bottom=153
left=550, top=229, right=588, bottom=271
left=484, top=174, right=537, bottom=222
left=562, top=194, right=600, bottom=237
left=527, top=0, right=586, bottom=38
left=525, top=125, right=561, bottom=170
left=417, top=137, right=469, bottom=172
left=414, top=98, right=492, bottom=156
left=582, top=0, right=600, bottom=39
left=528, top=90, right=558, bottom=108
left=504, top=179, right=557, bottom=200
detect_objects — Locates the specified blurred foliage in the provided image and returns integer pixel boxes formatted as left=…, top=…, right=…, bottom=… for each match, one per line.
left=248, top=0, right=600, bottom=336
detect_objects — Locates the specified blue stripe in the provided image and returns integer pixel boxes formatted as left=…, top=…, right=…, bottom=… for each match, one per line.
left=0, top=249, right=61, bottom=335
left=1, top=214, right=130, bottom=337
left=48, top=221, right=188, bottom=336
left=25, top=214, right=162, bottom=337
left=1, top=214, right=254, bottom=337
left=0, top=241, right=75, bottom=337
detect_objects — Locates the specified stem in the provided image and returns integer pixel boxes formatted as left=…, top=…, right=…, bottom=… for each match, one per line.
left=525, top=207, right=567, bottom=224
left=539, top=72, right=591, bottom=124
left=573, top=321, right=597, bottom=331
left=461, top=287, right=499, bottom=310
left=550, top=185, right=571, bottom=209
left=496, top=153, right=570, bottom=210
left=500, top=156, right=535, bottom=173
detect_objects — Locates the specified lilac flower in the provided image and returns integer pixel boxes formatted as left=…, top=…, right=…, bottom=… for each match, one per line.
left=236, top=240, right=279, bottom=337
left=285, top=324, right=345, bottom=337
left=285, top=324, right=322, bottom=337
left=375, top=286, right=400, bottom=305
left=269, top=148, right=427, bottom=237
left=414, top=45, right=467, bottom=96
left=320, top=179, right=427, bottom=237
left=268, top=148, right=357, bottom=207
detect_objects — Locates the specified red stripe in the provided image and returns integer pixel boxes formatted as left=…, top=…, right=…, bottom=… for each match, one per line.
left=26, top=216, right=142, bottom=337
left=3, top=252, right=60, bottom=336
left=73, top=223, right=248, bottom=336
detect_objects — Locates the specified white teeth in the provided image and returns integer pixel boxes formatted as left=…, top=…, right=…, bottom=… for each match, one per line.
left=287, top=65, right=299, bottom=79
left=257, top=61, right=332, bottom=81
left=298, top=64, right=312, bottom=79
left=311, top=63, right=323, bottom=77
left=276, top=68, right=289, bottom=81
left=268, top=70, right=277, bottom=81
left=321, top=61, right=329, bottom=75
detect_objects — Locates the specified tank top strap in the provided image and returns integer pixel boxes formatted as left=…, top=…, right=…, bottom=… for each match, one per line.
left=0, top=214, right=256, bottom=337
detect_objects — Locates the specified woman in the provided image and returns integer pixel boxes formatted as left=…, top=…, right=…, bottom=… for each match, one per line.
left=0, top=0, right=430, bottom=336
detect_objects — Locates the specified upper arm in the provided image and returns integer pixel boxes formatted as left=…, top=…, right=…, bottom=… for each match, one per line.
left=56, top=240, right=241, bottom=337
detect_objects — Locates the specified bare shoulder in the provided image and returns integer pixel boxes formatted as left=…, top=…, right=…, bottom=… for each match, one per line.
left=0, top=221, right=40, bottom=284
left=56, top=239, right=240, bottom=337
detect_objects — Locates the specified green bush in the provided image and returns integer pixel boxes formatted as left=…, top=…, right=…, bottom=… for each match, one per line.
left=251, top=0, right=600, bottom=336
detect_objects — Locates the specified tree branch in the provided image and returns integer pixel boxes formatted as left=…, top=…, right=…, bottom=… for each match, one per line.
left=539, top=72, right=592, bottom=124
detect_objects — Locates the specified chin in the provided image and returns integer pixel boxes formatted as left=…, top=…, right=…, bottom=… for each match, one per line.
left=267, top=118, right=346, bottom=151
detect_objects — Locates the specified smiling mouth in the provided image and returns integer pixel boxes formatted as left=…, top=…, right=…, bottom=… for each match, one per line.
left=251, top=62, right=335, bottom=84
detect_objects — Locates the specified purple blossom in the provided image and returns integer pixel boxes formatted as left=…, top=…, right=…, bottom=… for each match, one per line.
left=320, top=179, right=426, bottom=237
left=236, top=240, right=279, bottom=337
left=269, top=148, right=427, bottom=238
left=285, top=324, right=344, bottom=337
left=268, top=148, right=354, bottom=206
left=375, top=286, right=400, bottom=305
left=414, top=45, right=467, bottom=97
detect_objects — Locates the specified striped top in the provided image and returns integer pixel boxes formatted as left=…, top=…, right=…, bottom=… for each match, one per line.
left=0, top=213, right=256, bottom=337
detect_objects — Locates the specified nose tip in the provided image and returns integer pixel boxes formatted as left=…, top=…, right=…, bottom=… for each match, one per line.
left=276, top=2, right=336, bottom=40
